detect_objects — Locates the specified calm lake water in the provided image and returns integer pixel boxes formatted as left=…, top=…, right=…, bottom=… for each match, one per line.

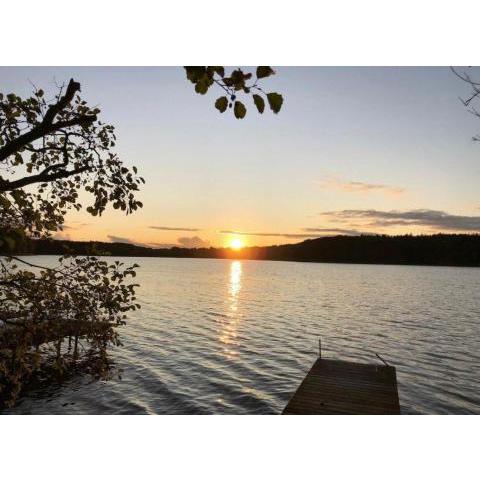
left=6, top=256, right=480, bottom=414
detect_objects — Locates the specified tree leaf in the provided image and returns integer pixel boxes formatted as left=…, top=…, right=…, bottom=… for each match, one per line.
left=195, top=77, right=210, bottom=95
left=253, top=94, right=265, bottom=114
left=210, top=66, right=225, bottom=78
left=256, top=66, right=275, bottom=79
left=234, top=101, right=247, bottom=119
left=266, top=92, right=283, bottom=114
left=215, top=96, right=228, bottom=113
left=184, top=67, right=206, bottom=83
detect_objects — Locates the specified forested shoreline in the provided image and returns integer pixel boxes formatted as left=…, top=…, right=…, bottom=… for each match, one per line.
left=4, top=233, right=480, bottom=267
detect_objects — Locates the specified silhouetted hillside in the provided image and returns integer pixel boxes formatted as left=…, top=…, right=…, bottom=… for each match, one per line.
left=3, top=234, right=480, bottom=267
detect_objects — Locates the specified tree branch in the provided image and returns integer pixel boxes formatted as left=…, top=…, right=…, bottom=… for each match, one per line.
left=43, top=79, right=80, bottom=124
left=0, top=79, right=96, bottom=163
left=0, top=165, right=90, bottom=192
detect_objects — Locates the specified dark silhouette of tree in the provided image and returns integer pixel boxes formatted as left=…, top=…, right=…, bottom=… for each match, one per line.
left=184, top=66, right=283, bottom=118
left=451, top=66, right=480, bottom=141
left=7, top=234, right=479, bottom=267
left=0, top=68, right=284, bottom=407
left=0, top=79, right=145, bottom=406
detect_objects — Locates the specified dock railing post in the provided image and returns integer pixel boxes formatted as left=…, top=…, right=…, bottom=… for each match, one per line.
left=375, top=352, right=390, bottom=367
left=319, top=337, right=322, bottom=359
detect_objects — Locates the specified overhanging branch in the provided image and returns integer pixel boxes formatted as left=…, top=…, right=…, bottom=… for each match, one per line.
left=0, top=79, right=96, bottom=163
left=0, top=165, right=91, bottom=192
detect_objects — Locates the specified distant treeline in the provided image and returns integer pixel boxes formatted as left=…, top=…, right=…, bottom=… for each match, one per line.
left=3, top=234, right=480, bottom=267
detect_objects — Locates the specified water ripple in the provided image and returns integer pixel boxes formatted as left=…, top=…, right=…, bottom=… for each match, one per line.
left=6, top=257, right=480, bottom=415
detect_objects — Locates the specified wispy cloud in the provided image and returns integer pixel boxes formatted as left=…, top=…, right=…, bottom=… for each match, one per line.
left=53, top=232, right=72, bottom=241
left=220, top=230, right=316, bottom=239
left=71, top=222, right=91, bottom=227
left=177, top=236, right=210, bottom=248
left=149, top=226, right=201, bottom=232
left=149, top=242, right=179, bottom=249
left=219, top=229, right=363, bottom=238
left=59, top=222, right=91, bottom=231
left=107, top=235, right=210, bottom=249
left=107, top=235, right=142, bottom=245
left=321, top=209, right=480, bottom=232
left=303, top=227, right=367, bottom=236
left=319, top=175, right=405, bottom=196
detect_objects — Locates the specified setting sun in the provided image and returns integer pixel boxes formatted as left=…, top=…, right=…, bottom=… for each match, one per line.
left=229, top=238, right=244, bottom=250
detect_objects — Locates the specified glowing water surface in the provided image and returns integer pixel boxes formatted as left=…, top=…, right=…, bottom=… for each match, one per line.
left=7, top=257, right=480, bottom=414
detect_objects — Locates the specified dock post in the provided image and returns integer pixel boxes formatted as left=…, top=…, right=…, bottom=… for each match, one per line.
left=318, top=337, right=321, bottom=358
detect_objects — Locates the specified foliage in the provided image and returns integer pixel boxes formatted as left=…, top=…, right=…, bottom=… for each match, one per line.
left=0, top=79, right=143, bottom=406
left=0, top=80, right=144, bottom=245
left=0, top=255, right=140, bottom=407
left=184, top=66, right=284, bottom=119
left=0, top=69, right=281, bottom=406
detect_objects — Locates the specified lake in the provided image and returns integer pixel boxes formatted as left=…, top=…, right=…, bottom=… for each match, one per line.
left=6, top=256, right=480, bottom=414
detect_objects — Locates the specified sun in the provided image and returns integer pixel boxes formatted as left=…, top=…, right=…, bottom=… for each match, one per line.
left=230, top=238, right=244, bottom=250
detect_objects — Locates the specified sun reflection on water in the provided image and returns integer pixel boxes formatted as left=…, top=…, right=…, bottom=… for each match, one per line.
left=219, top=261, right=242, bottom=357
left=229, top=260, right=242, bottom=311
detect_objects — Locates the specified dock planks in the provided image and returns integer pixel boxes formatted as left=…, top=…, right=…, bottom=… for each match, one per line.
left=283, top=358, right=400, bottom=415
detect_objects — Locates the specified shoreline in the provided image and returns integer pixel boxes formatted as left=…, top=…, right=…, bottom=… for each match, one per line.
left=8, top=252, right=480, bottom=269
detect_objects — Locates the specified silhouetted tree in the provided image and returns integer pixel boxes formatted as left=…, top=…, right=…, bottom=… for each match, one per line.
left=184, top=66, right=283, bottom=118
left=0, top=68, right=284, bottom=406
left=8, top=234, right=479, bottom=267
left=0, top=79, right=145, bottom=406
left=451, top=66, right=480, bottom=141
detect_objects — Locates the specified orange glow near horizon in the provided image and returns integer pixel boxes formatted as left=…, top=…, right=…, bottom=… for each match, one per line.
left=229, top=238, right=244, bottom=250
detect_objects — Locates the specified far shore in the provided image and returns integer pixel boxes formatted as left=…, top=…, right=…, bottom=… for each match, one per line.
left=4, top=233, right=480, bottom=268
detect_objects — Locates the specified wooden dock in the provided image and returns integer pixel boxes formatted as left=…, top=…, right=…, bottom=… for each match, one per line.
left=283, top=357, right=400, bottom=415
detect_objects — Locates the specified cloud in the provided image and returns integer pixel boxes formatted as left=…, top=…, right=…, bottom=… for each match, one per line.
left=107, top=235, right=150, bottom=247
left=219, top=229, right=363, bottom=238
left=220, top=230, right=316, bottom=239
left=319, top=175, right=405, bottom=196
left=177, top=236, right=210, bottom=248
left=53, top=232, right=72, bottom=241
left=303, top=227, right=367, bottom=236
left=321, top=209, right=480, bottom=232
left=149, top=242, right=179, bottom=249
left=107, top=235, right=210, bottom=249
left=70, top=222, right=91, bottom=227
left=149, top=226, right=201, bottom=232
left=59, top=222, right=91, bottom=231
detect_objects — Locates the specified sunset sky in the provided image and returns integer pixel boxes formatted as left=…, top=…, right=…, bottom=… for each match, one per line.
left=2, top=66, right=480, bottom=248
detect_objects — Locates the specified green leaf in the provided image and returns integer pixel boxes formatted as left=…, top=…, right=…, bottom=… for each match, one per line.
left=184, top=66, right=206, bottom=83
left=253, top=94, right=265, bottom=114
left=209, top=66, right=225, bottom=78
left=266, top=92, right=283, bottom=114
left=256, top=66, right=275, bottom=79
left=195, top=77, right=210, bottom=94
left=215, top=96, right=228, bottom=113
left=234, top=101, right=247, bottom=119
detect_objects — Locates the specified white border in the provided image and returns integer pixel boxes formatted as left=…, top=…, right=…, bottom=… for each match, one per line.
left=1, top=0, right=480, bottom=65
left=2, top=1, right=479, bottom=477
left=1, top=416, right=478, bottom=479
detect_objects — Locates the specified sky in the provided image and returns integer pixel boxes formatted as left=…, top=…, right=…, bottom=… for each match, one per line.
left=1, top=66, right=480, bottom=248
